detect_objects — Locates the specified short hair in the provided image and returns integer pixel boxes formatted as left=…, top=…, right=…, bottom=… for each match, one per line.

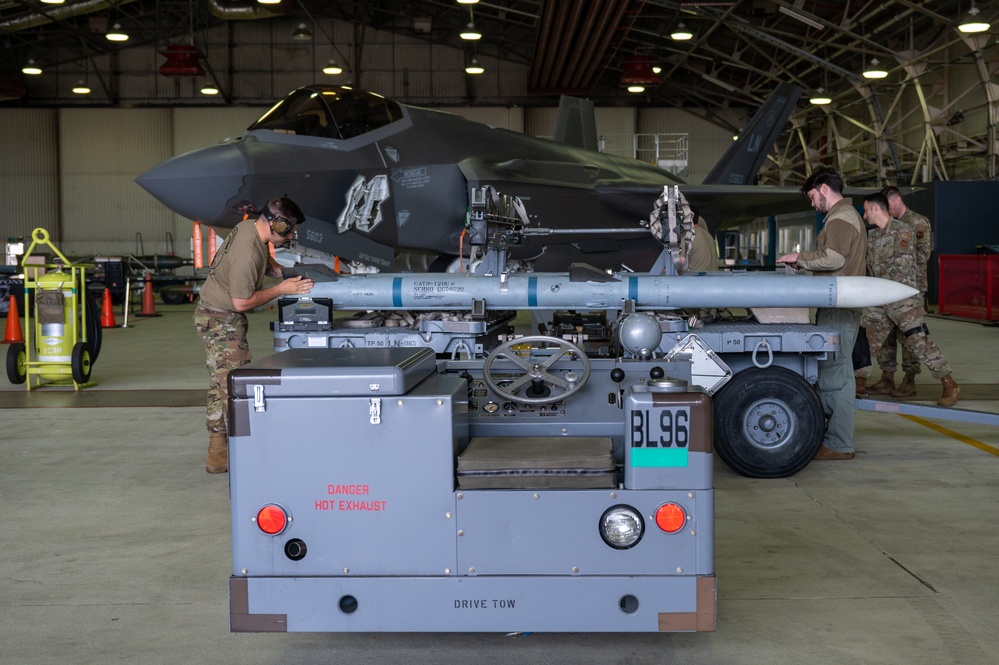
left=800, top=167, right=844, bottom=199
left=268, top=197, right=305, bottom=225
left=881, top=185, right=902, bottom=200
left=864, top=192, right=890, bottom=212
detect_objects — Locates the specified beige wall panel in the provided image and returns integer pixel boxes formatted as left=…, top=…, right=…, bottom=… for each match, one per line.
left=525, top=107, right=557, bottom=138
left=59, top=108, right=174, bottom=256
left=639, top=107, right=746, bottom=183
left=0, top=109, right=60, bottom=245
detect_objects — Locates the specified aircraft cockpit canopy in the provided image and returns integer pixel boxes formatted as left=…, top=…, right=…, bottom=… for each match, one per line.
left=248, top=86, right=403, bottom=140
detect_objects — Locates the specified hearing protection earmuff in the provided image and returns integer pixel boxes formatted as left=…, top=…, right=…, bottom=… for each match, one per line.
left=263, top=205, right=296, bottom=237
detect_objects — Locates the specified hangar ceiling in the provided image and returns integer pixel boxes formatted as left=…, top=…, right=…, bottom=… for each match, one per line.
left=1, top=0, right=997, bottom=183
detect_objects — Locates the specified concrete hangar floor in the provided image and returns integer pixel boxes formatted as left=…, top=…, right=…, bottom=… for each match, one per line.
left=1, top=301, right=998, bottom=665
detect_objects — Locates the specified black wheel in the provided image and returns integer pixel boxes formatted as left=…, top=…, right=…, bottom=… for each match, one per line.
left=71, top=342, right=93, bottom=384
left=83, top=283, right=103, bottom=363
left=712, top=366, right=824, bottom=478
left=7, top=342, right=26, bottom=384
left=160, top=290, right=187, bottom=305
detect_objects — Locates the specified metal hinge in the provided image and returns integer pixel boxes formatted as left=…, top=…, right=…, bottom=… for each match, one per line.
left=253, top=385, right=266, bottom=412
left=369, top=398, right=381, bottom=425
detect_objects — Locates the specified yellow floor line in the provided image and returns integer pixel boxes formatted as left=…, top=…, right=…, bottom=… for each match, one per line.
left=901, top=414, right=999, bottom=457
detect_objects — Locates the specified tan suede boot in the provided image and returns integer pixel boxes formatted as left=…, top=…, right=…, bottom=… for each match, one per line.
left=867, top=371, right=895, bottom=395
left=890, top=372, right=917, bottom=398
left=206, top=432, right=228, bottom=474
left=855, top=377, right=868, bottom=398
left=938, top=375, right=960, bottom=407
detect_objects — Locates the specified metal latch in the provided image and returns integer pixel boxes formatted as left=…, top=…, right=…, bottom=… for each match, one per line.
left=253, top=385, right=266, bottom=412
left=369, top=398, right=381, bottom=425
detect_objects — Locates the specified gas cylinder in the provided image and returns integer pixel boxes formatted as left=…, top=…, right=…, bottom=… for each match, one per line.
left=33, top=267, right=77, bottom=379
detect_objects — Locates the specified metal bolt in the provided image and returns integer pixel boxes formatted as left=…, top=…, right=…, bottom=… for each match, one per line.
left=437, top=399, right=444, bottom=405
left=445, top=511, right=452, bottom=519
left=469, top=567, right=476, bottom=573
left=445, top=568, right=451, bottom=575
left=457, top=493, right=464, bottom=500
left=457, top=530, right=465, bottom=536
left=610, top=492, right=617, bottom=499
left=690, top=530, right=697, bottom=536
left=398, top=400, right=404, bottom=406
left=241, top=568, right=248, bottom=574
left=533, top=493, right=540, bottom=500
left=688, top=492, right=694, bottom=498
left=677, top=567, right=683, bottom=574
left=343, top=567, right=349, bottom=574
left=571, top=566, right=579, bottom=574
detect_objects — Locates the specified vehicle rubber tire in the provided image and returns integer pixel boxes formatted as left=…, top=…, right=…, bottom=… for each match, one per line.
left=712, top=366, right=824, bottom=478
left=7, top=342, right=27, bottom=384
left=71, top=342, right=93, bottom=384
left=84, top=283, right=103, bottom=363
left=160, top=290, right=187, bottom=305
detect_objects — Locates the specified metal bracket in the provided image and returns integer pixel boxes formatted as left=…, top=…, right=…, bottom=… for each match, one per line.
left=253, top=385, right=266, bottom=412
left=369, top=398, right=382, bottom=425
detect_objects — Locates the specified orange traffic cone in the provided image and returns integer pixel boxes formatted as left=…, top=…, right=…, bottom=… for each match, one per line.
left=101, top=288, right=117, bottom=328
left=136, top=273, right=160, bottom=317
left=3, top=295, right=23, bottom=343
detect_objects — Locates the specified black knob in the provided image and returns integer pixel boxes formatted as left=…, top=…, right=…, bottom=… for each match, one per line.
left=610, top=368, right=625, bottom=383
left=650, top=366, right=665, bottom=379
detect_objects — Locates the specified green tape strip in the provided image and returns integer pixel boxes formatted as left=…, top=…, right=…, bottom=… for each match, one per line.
left=630, top=447, right=689, bottom=468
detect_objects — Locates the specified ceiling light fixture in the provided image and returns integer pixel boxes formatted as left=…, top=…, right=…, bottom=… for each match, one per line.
left=256, top=0, right=281, bottom=4
left=957, top=4, right=990, bottom=33
left=627, top=85, right=646, bottom=93
left=292, top=23, right=313, bottom=41
left=40, top=0, right=65, bottom=4
left=106, top=22, right=129, bottom=42
left=652, top=65, right=662, bottom=74
left=778, top=5, right=824, bottom=30
left=200, top=82, right=220, bottom=95
left=670, top=23, right=693, bottom=40
left=22, top=59, right=42, bottom=75
left=456, top=0, right=479, bottom=4
left=72, top=80, right=91, bottom=95
left=809, top=94, right=831, bottom=105
left=465, top=59, right=484, bottom=74
left=322, top=60, right=343, bottom=75
left=863, top=57, right=888, bottom=79
left=460, top=22, right=482, bottom=40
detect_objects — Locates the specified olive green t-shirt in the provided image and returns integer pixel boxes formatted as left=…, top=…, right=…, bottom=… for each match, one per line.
left=198, top=219, right=269, bottom=312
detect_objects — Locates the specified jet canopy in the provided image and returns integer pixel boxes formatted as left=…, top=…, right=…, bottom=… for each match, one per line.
left=248, top=85, right=403, bottom=140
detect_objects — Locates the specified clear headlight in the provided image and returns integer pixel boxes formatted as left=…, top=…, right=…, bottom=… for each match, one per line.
left=599, top=505, right=644, bottom=549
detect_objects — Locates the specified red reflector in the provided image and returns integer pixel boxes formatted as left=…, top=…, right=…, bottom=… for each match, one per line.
left=654, top=503, right=686, bottom=533
left=256, top=504, right=288, bottom=535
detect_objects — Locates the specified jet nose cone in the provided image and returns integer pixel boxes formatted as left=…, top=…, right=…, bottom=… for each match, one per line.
left=135, top=142, right=246, bottom=225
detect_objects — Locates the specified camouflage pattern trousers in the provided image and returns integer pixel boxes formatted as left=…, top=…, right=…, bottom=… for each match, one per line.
left=859, top=296, right=950, bottom=380
left=194, top=304, right=251, bottom=434
left=873, top=291, right=927, bottom=376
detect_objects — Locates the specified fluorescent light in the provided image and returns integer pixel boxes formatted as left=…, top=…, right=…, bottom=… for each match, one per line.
left=778, top=5, right=824, bottom=30
left=627, top=85, right=646, bottom=93
left=460, top=23, right=482, bottom=40
left=958, top=6, right=990, bottom=33
left=863, top=58, right=888, bottom=79
left=106, top=23, right=129, bottom=42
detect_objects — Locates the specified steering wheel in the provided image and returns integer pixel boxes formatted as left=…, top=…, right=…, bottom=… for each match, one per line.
left=482, top=335, right=591, bottom=405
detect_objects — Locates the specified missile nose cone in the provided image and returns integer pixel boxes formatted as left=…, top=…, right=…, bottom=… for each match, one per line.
left=834, top=276, right=919, bottom=308
left=135, top=142, right=246, bottom=225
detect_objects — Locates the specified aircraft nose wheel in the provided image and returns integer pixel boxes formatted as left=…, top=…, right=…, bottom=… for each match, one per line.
left=482, top=335, right=590, bottom=405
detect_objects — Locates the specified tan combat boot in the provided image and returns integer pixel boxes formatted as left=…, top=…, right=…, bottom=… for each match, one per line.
left=855, top=377, right=868, bottom=398
left=891, top=372, right=917, bottom=398
left=867, top=371, right=895, bottom=395
left=206, top=432, right=228, bottom=474
left=938, top=375, right=960, bottom=407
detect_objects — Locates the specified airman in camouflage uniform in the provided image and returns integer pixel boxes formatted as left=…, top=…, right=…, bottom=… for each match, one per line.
left=870, top=186, right=933, bottom=397
left=857, top=193, right=959, bottom=407
left=194, top=197, right=314, bottom=473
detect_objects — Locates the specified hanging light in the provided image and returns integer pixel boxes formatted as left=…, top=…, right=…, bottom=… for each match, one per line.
left=465, top=59, right=484, bottom=74
left=72, top=80, right=91, bottom=94
left=322, top=59, right=343, bottom=75
left=292, top=23, right=313, bottom=41
left=40, top=0, right=65, bottom=4
left=256, top=0, right=281, bottom=4
left=957, top=4, right=990, bottom=33
left=460, top=22, right=482, bottom=40
left=200, top=82, right=220, bottom=95
left=809, top=92, right=832, bottom=105
left=627, top=85, right=646, bottom=94
left=456, top=0, right=479, bottom=4
left=106, top=22, right=129, bottom=42
left=652, top=65, right=662, bottom=74
left=22, top=59, right=42, bottom=76
left=863, top=57, right=888, bottom=79
left=670, top=23, right=693, bottom=40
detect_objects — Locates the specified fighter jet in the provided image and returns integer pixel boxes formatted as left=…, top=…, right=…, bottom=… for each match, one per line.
left=136, top=83, right=806, bottom=272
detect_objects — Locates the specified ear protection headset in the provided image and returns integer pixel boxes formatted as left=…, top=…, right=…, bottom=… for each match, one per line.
left=263, top=205, right=296, bottom=237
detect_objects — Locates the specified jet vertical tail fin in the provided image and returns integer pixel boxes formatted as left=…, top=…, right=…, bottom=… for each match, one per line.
left=552, top=95, right=599, bottom=151
left=702, top=83, right=802, bottom=186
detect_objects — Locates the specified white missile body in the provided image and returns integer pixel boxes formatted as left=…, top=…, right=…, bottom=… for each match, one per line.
left=305, top=272, right=917, bottom=310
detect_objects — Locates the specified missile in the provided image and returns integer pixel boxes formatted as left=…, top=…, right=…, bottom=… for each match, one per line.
left=304, top=272, right=917, bottom=311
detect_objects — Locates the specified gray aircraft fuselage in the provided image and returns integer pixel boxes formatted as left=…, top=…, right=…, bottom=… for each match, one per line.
left=136, top=85, right=805, bottom=271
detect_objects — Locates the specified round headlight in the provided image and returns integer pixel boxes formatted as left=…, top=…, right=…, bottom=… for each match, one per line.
left=599, top=505, right=645, bottom=549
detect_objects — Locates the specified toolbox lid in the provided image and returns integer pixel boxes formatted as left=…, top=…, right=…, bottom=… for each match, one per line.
left=229, top=347, right=436, bottom=397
